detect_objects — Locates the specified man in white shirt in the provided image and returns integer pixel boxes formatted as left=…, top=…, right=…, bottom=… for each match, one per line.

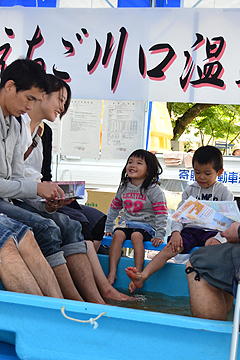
left=0, top=59, right=104, bottom=304
left=0, top=58, right=64, bottom=297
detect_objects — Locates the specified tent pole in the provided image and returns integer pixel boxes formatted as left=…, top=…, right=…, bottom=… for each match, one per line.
left=150, top=0, right=157, bottom=7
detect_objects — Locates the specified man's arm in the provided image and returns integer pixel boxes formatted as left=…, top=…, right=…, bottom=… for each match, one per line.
left=221, top=222, right=240, bottom=243
left=10, top=120, right=64, bottom=201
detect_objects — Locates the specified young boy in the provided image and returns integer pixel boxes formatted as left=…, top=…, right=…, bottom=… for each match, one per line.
left=126, top=145, right=234, bottom=292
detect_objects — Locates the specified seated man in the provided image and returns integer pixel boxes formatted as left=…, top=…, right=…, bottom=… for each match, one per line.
left=0, top=58, right=104, bottom=304
left=186, top=222, right=240, bottom=320
left=0, top=214, right=63, bottom=298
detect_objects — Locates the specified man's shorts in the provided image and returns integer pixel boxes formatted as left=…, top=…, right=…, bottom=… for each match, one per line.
left=0, top=214, right=29, bottom=250
left=188, top=242, right=240, bottom=294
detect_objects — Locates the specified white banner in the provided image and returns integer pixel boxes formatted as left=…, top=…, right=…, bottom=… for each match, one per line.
left=1, top=7, right=240, bottom=103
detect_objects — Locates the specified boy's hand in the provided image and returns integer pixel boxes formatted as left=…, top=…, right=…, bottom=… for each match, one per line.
left=167, top=231, right=183, bottom=252
left=151, top=237, right=163, bottom=247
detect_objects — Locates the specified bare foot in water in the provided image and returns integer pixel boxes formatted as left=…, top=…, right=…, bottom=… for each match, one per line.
left=125, top=266, right=145, bottom=291
left=128, top=280, right=136, bottom=293
left=107, top=272, right=117, bottom=285
left=103, top=287, right=134, bottom=301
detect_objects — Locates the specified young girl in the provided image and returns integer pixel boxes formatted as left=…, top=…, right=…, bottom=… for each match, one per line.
left=105, top=149, right=168, bottom=291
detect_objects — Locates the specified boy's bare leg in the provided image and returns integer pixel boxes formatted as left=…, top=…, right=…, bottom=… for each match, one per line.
left=19, top=230, right=63, bottom=298
left=108, top=230, right=126, bottom=285
left=205, top=237, right=221, bottom=246
left=66, top=253, right=105, bottom=304
left=52, top=264, right=84, bottom=301
left=129, top=232, right=145, bottom=292
left=0, top=237, right=43, bottom=296
left=86, top=241, right=131, bottom=301
left=186, top=260, right=233, bottom=320
left=126, top=245, right=181, bottom=292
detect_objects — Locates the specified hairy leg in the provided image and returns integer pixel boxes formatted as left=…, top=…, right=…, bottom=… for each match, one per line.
left=66, top=253, right=105, bottom=304
left=0, top=237, right=43, bottom=295
left=108, top=230, right=126, bottom=285
left=86, top=240, right=131, bottom=301
left=52, top=263, right=84, bottom=301
left=126, top=245, right=178, bottom=292
left=186, top=259, right=234, bottom=320
left=19, top=230, right=63, bottom=298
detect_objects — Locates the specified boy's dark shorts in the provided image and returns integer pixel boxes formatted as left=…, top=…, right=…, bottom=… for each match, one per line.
left=115, top=228, right=152, bottom=241
left=167, top=227, right=218, bottom=254
left=188, top=242, right=240, bottom=295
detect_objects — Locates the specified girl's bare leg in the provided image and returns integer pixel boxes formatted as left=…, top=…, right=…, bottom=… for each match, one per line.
left=129, top=232, right=145, bottom=292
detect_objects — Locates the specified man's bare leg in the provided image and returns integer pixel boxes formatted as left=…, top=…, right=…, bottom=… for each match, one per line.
left=126, top=245, right=180, bottom=292
left=108, top=230, right=126, bottom=285
left=52, top=264, right=84, bottom=301
left=66, top=253, right=105, bottom=304
left=186, top=260, right=234, bottom=320
left=93, top=240, right=100, bottom=253
left=0, top=237, right=43, bottom=295
left=86, top=241, right=131, bottom=301
left=19, top=230, right=63, bottom=298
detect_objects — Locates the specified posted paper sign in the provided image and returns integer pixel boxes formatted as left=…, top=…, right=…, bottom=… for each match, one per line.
left=61, top=99, right=102, bottom=159
left=101, top=100, right=145, bottom=159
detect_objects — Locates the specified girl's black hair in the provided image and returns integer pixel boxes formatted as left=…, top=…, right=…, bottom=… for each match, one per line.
left=46, top=74, right=71, bottom=118
left=120, top=149, right=163, bottom=192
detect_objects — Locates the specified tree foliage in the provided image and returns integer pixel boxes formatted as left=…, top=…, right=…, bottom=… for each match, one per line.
left=167, top=102, right=240, bottom=144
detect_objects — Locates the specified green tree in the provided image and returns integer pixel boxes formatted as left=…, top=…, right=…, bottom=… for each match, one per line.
left=168, top=103, right=240, bottom=144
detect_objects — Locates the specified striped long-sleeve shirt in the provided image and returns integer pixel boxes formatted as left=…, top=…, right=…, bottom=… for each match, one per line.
left=105, top=182, right=168, bottom=239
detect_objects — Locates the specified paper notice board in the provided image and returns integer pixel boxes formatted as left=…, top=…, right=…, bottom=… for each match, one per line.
left=61, top=99, right=102, bottom=159
left=101, top=100, right=145, bottom=159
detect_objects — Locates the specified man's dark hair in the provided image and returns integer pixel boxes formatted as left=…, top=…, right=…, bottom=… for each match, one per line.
left=192, top=145, right=223, bottom=172
left=0, top=58, right=50, bottom=93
